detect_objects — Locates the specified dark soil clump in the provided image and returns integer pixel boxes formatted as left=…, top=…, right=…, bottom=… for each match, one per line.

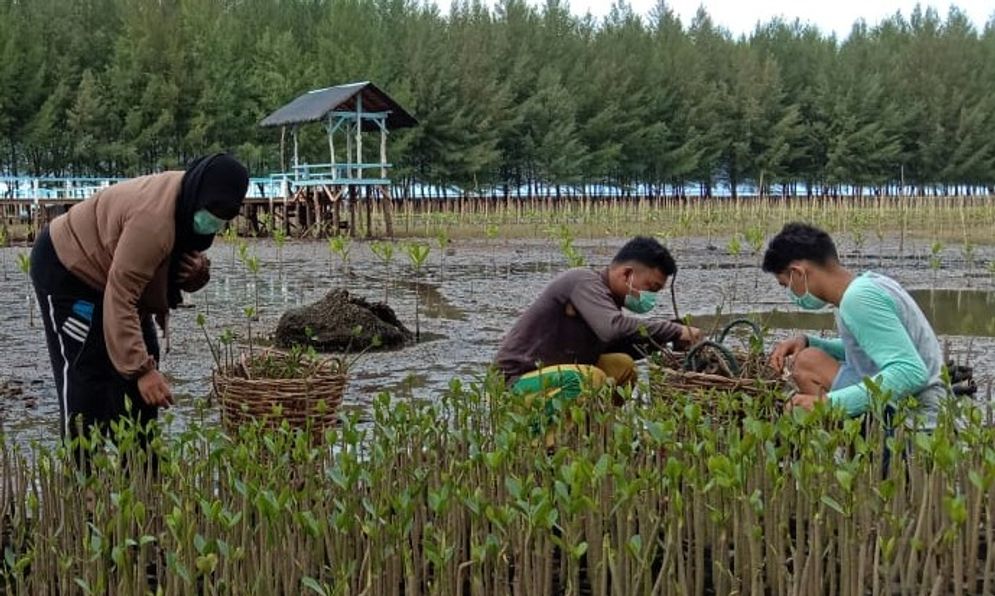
left=274, top=290, right=412, bottom=351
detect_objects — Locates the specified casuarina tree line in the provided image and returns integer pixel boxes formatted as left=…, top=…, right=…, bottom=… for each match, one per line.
left=1, top=0, right=993, bottom=197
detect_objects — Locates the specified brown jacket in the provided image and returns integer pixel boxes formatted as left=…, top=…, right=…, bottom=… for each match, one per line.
left=49, top=171, right=186, bottom=379
left=495, top=268, right=683, bottom=383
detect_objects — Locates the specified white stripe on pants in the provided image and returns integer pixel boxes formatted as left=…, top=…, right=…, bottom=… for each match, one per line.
left=47, top=295, right=71, bottom=436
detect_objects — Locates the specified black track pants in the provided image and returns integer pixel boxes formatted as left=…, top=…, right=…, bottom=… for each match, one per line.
left=30, top=227, right=159, bottom=442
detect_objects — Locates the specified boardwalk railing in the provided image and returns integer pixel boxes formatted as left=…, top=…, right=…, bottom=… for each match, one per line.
left=3, top=174, right=993, bottom=202
left=0, top=176, right=283, bottom=201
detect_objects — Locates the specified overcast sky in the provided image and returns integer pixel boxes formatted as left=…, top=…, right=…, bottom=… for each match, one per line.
left=560, top=0, right=994, bottom=37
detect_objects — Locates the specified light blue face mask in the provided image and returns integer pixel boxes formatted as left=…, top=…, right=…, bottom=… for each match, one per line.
left=625, top=277, right=658, bottom=314
left=193, top=209, right=227, bottom=235
left=787, top=269, right=827, bottom=310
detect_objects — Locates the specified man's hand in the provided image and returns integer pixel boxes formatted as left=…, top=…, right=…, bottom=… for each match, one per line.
left=672, top=325, right=702, bottom=351
left=177, top=251, right=210, bottom=292
left=784, top=392, right=825, bottom=412
left=137, top=370, right=173, bottom=408
left=679, top=325, right=702, bottom=344
left=769, top=335, right=807, bottom=373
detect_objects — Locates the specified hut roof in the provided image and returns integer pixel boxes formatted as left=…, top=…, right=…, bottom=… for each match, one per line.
left=260, top=81, right=417, bottom=131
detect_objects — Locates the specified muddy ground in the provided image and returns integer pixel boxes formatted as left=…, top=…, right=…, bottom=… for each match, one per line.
left=2, top=234, right=993, bottom=444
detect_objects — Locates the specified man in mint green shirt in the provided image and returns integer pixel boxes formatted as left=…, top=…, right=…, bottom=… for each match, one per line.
left=763, top=223, right=949, bottom=428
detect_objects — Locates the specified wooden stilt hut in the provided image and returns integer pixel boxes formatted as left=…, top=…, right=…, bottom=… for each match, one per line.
left=260, top=81, right=417, bottom=238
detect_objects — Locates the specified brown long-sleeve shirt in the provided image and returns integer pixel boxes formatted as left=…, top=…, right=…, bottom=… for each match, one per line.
left=495, top=268, right=683, bottom=382
left=48, top=172, right=185, bottom=379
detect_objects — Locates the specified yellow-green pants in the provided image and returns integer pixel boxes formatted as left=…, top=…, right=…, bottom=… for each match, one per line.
left=511, top=354, right=636, bottom=448
left=511, top=353, right=637, bottom=401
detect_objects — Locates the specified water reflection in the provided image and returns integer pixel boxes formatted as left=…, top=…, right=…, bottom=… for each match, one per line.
left=690, top=289, right=995, bottom=337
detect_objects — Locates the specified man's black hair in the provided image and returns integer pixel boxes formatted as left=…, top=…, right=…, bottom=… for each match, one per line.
left=762, top=222, right=839, bottom=274
left=612, top=236, right=677, bottom=276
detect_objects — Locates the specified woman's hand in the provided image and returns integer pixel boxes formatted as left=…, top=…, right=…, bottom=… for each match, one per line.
left=177, top=251, right=211, bottom=292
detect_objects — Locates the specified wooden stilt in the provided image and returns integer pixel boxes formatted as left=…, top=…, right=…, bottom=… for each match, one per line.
left=379, top=185, right=395, bottom=238
left=365, top=186, right=373, bottom=239
left=348, top=185, right=357, bottom=238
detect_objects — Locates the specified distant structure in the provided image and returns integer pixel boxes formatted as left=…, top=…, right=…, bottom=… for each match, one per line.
left=260, top=81, right=417, bottom=237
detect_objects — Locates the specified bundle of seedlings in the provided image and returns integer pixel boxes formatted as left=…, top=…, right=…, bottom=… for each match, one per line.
left=648, top=319, right=786, bottom=419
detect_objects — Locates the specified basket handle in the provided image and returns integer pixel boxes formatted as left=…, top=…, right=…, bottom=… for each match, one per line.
left=716, top=318, right=763, bottom=345
left=683, top=340, right=741, bottom=376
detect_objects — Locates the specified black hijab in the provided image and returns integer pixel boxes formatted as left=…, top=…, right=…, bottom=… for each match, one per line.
left=168, top=153, right=249, bottom=308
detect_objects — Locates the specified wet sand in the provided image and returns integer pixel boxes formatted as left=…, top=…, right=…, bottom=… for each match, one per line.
left=2, top=235, right=993, bottom=443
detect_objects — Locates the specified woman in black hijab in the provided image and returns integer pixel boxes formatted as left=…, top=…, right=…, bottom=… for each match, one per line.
left=31, top=153, right=249, bottom=442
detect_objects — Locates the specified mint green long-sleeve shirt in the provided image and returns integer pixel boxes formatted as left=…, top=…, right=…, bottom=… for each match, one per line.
left=804, top=273, right=947, bottom=427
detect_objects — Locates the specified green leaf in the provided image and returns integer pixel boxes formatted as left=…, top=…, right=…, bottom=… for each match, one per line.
left=195, top=553, right=219, bottom=575
left=820, top=495, right=846, bottom=515
left=504, top=476, right=524, bottom=499
left=301, top=577, right=328, bottom=595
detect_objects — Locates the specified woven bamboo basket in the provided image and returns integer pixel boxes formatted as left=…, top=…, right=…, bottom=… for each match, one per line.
left=213, top=349, right=347, bottom=434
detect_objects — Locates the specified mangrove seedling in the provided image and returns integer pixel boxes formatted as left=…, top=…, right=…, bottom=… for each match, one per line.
left=196, top=312, right=222, bottom=373
left=726, top=234, right=742, bottom=258
left=961, top=241, right=976, bottom=280
left=327, top=236, right=352, bottom=277
left=852, top=225, right=866, bottom=268
left=244, top=254, right=261, bottom=315
left=745, top=226, right=765, bottom=255
left=406, top=243, right=431, bottom=342
left=243, top=306, right=256, bottom=361
left=726, top=235, right=743, bottom=306
left=929, top=241, right=943, bottom=286
left=435, top=230, right=449, bottom=280
left=257, top=211, right=271, bottom=237
left=235, top=242, right=261, bottom=315
left=370, top=240, right=396, bottom=304
left=556, top=225, right=585, bottom=268
left=222, top=225, right=239, bottom=266
left=273, top=226, right=287, bottom=272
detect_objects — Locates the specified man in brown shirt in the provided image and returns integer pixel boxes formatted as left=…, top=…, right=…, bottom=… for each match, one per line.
left=496, top=236, right=701, bottom=401
left=30, top=154, right=248, bottom=443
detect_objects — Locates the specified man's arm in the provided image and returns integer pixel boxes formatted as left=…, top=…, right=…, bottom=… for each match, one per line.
left=805, top=335, right=846, bottom=361
left=569, top=280, right=683, bottom=347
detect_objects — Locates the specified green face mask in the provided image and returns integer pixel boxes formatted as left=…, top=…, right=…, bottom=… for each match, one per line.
left=624, top=277, right=658, bottom=314
left=192, top=209, right=227, bottom=235
left=787, top=269, right=827, bottom=310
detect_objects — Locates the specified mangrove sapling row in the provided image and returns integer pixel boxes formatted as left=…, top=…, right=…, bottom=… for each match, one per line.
left=384, top=194, right=995, bottom=250
left=1, top=376, right=995, bottom=594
